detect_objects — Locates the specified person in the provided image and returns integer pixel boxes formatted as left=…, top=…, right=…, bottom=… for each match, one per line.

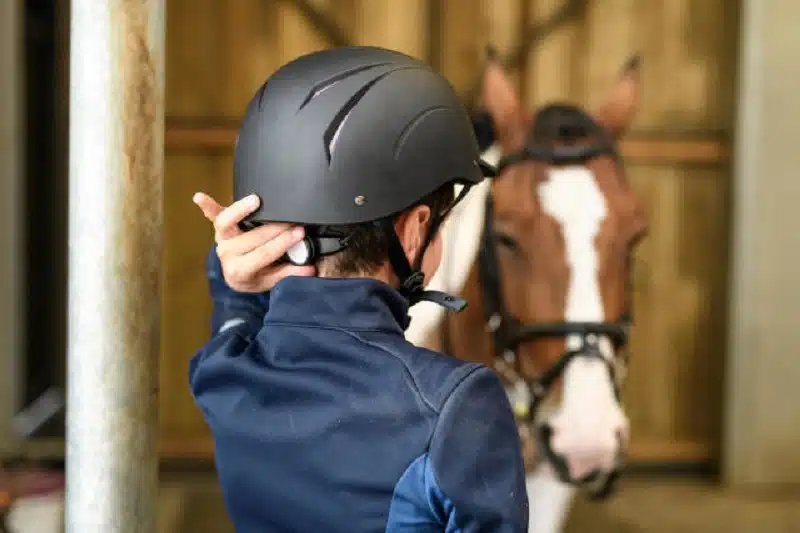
left=190, top=46, right=528, bottom=533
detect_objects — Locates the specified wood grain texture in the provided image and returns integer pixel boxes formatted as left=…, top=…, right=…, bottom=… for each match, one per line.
left=159, top=153, right=233, bottom=440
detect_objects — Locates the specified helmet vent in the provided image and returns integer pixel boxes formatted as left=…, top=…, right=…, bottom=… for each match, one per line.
left=323, top=66, right=416, bottom=165
left=298, top=62, right=390, bottom=111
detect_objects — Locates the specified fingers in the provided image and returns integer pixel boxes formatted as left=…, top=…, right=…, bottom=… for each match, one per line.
left=216, top=222, right=296, bottom=257
left=245, top=225, right=306, bottom=266
left=221, top=226, right=308, bottom=289
left=194, top=191, right=316, bottom=293
left=214, top=194, right=262, bottom=240
left=192, top=192, right=224, bottom=222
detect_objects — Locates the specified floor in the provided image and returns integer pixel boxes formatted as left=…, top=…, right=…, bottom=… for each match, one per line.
left=565, top=477, right=800, bottom=533
left=154, top=470, right=800, bottom=533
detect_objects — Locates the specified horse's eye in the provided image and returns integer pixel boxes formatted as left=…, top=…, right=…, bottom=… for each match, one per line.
left=493, top=232, right=520, bottom=252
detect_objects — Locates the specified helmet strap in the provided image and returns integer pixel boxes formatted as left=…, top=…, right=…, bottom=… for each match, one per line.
left=377, top=184, right=474, bottom=313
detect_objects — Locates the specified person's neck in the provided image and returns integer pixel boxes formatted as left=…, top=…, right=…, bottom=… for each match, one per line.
left=317, top=263, right=396, bottom=287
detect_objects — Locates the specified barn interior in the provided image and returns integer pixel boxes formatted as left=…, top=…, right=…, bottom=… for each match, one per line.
left=1, top=1, right=799, bottom=532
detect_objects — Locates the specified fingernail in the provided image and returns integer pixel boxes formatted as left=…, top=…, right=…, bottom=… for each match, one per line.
left=192, top=193, right=202, bottom=204
left=247, top=195, right=260, bottom=207
left=292, top=227, right=305, bottom=239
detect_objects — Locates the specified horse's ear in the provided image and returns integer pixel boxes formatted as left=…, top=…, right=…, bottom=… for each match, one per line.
left=595, top=55, right=641, bottom=138
left=481, top=45, right=523, bottom=149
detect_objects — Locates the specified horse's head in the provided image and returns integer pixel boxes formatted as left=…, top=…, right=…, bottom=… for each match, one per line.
left=476, top=53, right=647, bottom=494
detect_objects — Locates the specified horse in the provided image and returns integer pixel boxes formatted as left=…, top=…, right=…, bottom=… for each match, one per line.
left=406, top=53, right=647, bottom=533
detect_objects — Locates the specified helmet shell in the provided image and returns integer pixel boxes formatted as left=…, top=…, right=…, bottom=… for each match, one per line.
left=233, top=46, right=485, bottom=225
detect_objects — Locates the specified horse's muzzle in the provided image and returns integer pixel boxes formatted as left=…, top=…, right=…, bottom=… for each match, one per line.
left=536, top=422, right=625, bottom=501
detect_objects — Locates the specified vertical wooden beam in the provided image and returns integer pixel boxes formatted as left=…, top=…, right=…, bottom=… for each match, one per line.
left=279, top=0, right=332, bottom=63
left=724, top=0, right=800, bottom=488
left=437, top=0, right=484, bottom=96
left=525, top=0, right=582, bottom=108
left=485, top=0, right=524, bottom=92
left=66, top=1, right=165, bottom=531
left=0, top=0, right=23, bottom=455
left=356, top=0, right=429, bottom=59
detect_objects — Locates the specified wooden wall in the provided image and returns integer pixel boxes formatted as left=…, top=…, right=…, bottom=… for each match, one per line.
left=161, top=0, right=739, bottom=463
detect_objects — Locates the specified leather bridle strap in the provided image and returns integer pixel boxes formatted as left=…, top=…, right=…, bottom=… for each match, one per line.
left=495, top=142, right=616, bottom=174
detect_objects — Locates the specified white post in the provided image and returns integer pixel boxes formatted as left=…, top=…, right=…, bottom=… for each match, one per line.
left=66, top=1, right=165, bottom=531
left=724, top=0, right=800, bottom=488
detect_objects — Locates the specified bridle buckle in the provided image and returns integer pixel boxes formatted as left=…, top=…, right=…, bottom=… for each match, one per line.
left=486, top=313, right=503, bottom=334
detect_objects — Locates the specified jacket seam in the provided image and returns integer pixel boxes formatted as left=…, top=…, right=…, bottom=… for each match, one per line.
left=261, top=322, right=448, bottom=415
left=424, top=365, right=485, bottom=452
left=264, top=320, right=403, bottom=335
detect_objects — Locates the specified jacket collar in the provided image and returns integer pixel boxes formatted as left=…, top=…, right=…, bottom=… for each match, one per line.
left=265, top=277, right=411, bottom=334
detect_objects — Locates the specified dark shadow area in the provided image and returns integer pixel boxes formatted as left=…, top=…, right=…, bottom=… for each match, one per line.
left=22, top=0, right=68, bottom=437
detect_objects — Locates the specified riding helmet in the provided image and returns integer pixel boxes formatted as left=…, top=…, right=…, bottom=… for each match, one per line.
left=232, top=46, right=492, bottom=311
left=233, top=46, right=486, bottom=225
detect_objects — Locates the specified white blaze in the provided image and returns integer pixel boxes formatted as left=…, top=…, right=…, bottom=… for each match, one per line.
left=537, top=166, right=628, bottom=481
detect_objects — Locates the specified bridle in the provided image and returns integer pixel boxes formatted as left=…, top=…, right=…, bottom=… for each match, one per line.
left=445, top=106, right=635, bottom=500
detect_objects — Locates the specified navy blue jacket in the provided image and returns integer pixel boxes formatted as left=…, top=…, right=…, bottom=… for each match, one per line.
left=190, top=249, right=529, bottom=533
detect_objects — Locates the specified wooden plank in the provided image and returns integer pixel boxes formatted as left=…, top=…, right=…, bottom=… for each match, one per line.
left=163, top=124, right=730, bottom=164
left=618, top=0, right=735, bottom=463
left=166, top=0, right=281, bottom=119
left=581, top=0, right=638, bottom=114
left=355, top=0, right=429, bottom=60
left=277, top=0, right=331, bottom=63
left=436, top=0, right=485, bottom=98
left=158, top=153, right=234, bottom=440
left=624, top=164, right=731, bottom=450
left=630, top=0, right=739, bottom=132
left=524, top=0, right=583, bottom=107
left=629, top=438, right=714, bottom=464
left=485, top=0, right=525, bottom=93
left=621, top=138, right=729, bottom=164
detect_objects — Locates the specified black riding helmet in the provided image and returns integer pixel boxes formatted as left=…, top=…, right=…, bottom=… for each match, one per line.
left=233, top=46, right=493, bottom=311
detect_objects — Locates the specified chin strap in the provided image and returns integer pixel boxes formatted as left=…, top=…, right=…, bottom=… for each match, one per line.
left=379, top=218, right=467, bottom=312
left=378, top=185, right=473, bottom=312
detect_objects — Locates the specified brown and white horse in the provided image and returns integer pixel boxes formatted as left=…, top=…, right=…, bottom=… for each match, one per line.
left=406, top=55, right=647, bottom=533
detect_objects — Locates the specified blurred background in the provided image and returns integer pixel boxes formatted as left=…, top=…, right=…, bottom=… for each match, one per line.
left=1, top=0, right=799, bottom=532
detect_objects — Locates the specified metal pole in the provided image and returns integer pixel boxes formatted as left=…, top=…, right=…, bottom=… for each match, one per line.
left=66, top=1, right=165, bottom=532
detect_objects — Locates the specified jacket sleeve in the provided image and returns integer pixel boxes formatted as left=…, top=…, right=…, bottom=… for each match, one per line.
left=206, top=245, right=270, bottom=336
left=429, top=366, right=529, bottom=533
left=189, top=246, right=270, bottom=398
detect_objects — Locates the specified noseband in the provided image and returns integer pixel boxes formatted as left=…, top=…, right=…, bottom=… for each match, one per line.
left=473, top=106, right=634, bottom=500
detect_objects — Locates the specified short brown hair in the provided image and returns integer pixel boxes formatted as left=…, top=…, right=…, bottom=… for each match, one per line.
left=320, top=184, right=455, bottom=276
